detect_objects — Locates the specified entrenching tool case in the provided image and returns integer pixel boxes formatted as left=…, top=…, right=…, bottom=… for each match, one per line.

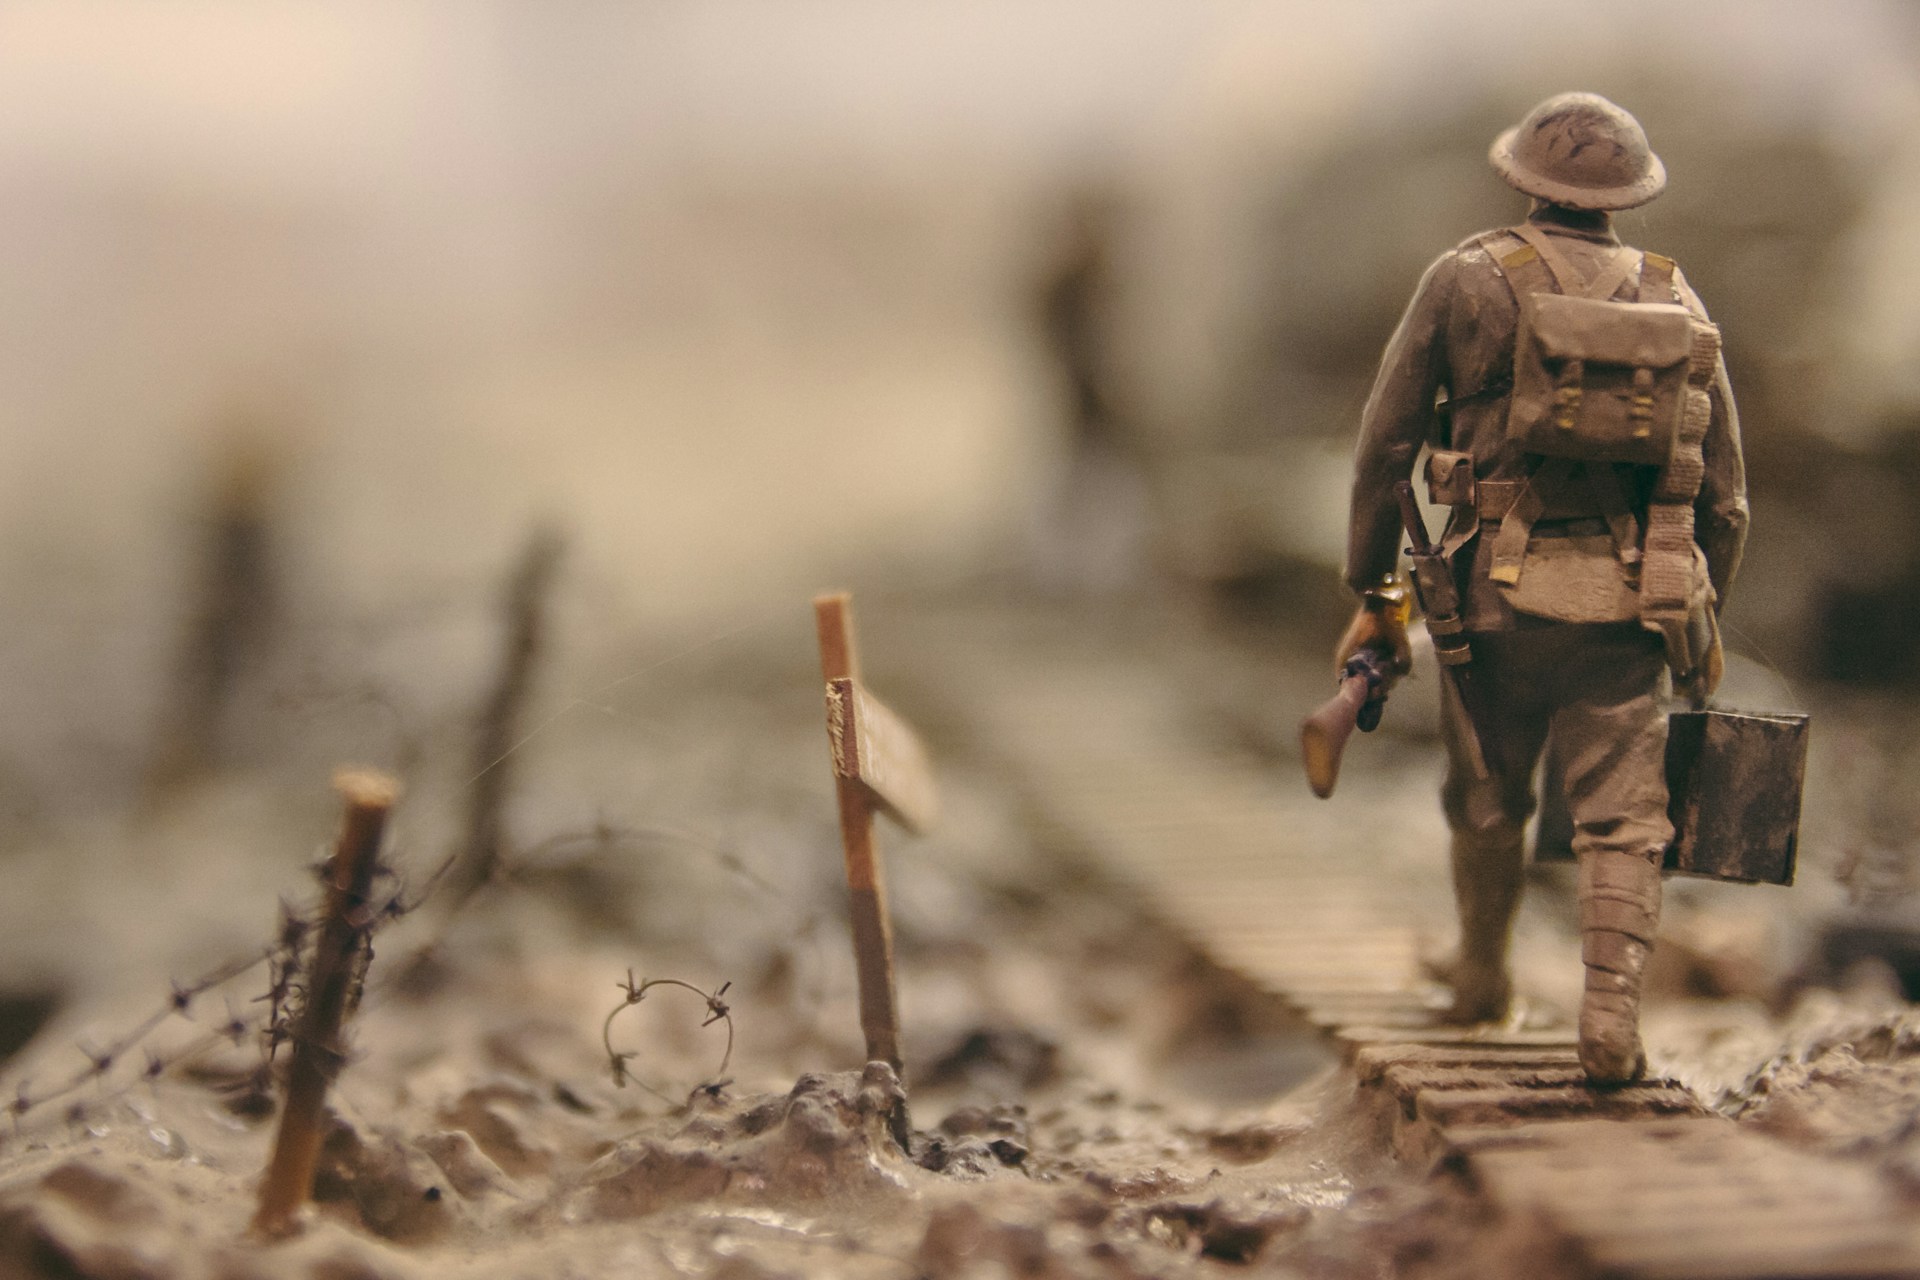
left=1533, top=707, right=1807, bottom=885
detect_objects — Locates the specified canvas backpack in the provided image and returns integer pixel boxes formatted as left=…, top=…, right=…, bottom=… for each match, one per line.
left=1501, top=223, right=1705, bottom=467
left=1481, top=224, right=1724, bottom=685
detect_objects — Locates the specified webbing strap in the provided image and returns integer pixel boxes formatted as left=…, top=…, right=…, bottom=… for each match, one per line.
left=1488, top=456, right=1577, bottom=585
left=1639, top=381, right=1714, bottom=614
left=1584, top=462, right=1643, bottom=567
left=1498, top=232, right=1557, bottom=328
left=1637, top=254, right=1719, bottom=669
left=1584, top=247, right=1642, bottom=304
left=1440, top=504, right=1480, bottom=560
left=1488, top=228, right=1596, bottom=587
left=1509, top=223, right=1636, bottom=300
left=1640, top=252, right=1677, bottom=299
left=1488, top=228, right=1531, bottom=268
left=1510, top=223, right=1582, bottom=294
left=1426, top=230, right=1545, bottom=559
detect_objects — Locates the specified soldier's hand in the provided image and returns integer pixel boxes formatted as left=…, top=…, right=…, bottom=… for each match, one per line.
left=1678, top=611, right=1725, bottom=708
left=1335, top=581, right=1413, bottom=683
left=1703, top=630, right=1724, bottom=695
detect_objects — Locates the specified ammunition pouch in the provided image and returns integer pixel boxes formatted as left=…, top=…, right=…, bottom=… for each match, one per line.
left=1426, top=450, right=1476, bottom=508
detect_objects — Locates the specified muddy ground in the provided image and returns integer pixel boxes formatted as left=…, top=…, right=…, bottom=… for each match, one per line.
left=0, top=578, right=1916, bottom=1280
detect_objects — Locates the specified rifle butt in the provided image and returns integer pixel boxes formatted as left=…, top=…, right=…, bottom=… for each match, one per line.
left=1301, top=675, right=1371, bottom=798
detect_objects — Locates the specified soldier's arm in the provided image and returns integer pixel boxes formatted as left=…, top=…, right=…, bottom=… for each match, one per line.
left=1673, top=268, right=1750, bottom=608
left=1344, top=252, right=1457, bottom=595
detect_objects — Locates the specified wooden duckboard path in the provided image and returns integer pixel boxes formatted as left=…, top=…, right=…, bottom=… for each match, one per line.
left=940, top=645, right=1920, bottom=1279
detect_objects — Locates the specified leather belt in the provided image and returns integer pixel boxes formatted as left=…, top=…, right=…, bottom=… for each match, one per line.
left=1475, top=478, right=1606, bottom=523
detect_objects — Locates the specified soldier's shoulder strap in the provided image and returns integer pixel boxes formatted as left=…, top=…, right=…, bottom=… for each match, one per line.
left=1456, top=227, right=1533, bottom=274
left=1637, top=249, right=1677, bottom=302
left=1451, top=236, right=1547, bottom=473
left=1478, top=226, right=1558, bottom=301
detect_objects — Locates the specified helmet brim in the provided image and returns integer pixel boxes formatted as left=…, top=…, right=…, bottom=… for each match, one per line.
left=1489, top=126, right=1667, bottom=211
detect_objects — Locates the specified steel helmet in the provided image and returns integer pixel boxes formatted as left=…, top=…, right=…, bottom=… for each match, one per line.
left=1489, top=92, right=1666, bottom=211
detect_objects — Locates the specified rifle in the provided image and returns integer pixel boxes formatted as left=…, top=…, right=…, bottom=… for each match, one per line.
left=1395, top=480, right=1496, bottom=779
left=1301, top=648, right=1393, bottom=798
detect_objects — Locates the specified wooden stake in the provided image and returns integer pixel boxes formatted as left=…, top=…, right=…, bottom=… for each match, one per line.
left=449, top=527, right=562, bottom=904
left=813, top=592, right=901, bottom=1070
left=252, top=768, right=398, bottom=1238
left=147, top=435, right=279, bottom=799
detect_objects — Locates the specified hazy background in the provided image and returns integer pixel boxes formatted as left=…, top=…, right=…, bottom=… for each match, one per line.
left=1, top=0, right=1916, bottom=814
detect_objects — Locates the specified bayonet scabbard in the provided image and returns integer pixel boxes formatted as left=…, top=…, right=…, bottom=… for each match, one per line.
left=1394, top=482, right=1496, bottom=777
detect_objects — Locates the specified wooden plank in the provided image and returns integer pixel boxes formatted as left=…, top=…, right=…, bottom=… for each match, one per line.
left=826, top=676, right=939, bottom=834
left=1292, top=993, right=1451, bottom=1020
left=921, top=612, right=1920, bottom=1280
left=1583, top=1222, right=1918, bottom=1280
left=1417, top=1084, right=1701, bottom=1131
left=1306, top=1005, right=1452, bottom=1031
left=1381, top=1063, right=1594, bottom=1100
left=1354, top=1044, right=1583, bottom=1084
left=1335, top=1025, right=1576, bottom=1056
left=1443, top=1115, right=1725, bottom=1155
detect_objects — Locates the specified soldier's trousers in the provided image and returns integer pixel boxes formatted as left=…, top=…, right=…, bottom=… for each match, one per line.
left=1441, top=621, right=1671, bottom=850
left=1438, top=621, right=1671, bottom=988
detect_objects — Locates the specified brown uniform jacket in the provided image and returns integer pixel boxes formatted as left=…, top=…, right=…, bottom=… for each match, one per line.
left=1344, top=209, right=1749, bottom=632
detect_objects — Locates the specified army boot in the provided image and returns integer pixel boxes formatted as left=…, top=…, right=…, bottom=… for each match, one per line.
left=1434, top=827, right=1524, bottom=1023
left=1577, top=847, right=1663, bottom=1084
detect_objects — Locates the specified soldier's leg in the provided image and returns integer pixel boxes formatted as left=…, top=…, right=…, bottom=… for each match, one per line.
left=1553, top=626, right=1672, bottom=1084
left=1577, top=846, right=1662, bottom=1082
left=1437, top=635, right=1551, bottom=1023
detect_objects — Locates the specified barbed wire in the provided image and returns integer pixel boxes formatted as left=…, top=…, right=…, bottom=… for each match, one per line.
left=602, top=971, right=734, bottom=1106
left=0, top=840, right=449, bottom=1143
left=4, top=977, right=272, bottom=1139
left=0, top=805, right=757, bottom=1142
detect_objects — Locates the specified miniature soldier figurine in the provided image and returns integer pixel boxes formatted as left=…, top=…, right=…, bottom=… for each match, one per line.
left=1338, top=93, right=1748, bottom=1082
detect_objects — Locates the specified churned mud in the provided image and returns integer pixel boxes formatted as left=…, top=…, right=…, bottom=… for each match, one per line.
left=0, top=589, right=1913, bottom=1279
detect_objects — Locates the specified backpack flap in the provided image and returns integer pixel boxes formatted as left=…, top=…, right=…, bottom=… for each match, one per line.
left=1530, top=294, right=1694, bottom=365
left=1511, top=294, right=1694, bottom=466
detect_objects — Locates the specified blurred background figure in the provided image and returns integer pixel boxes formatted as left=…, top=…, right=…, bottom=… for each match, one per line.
left=1025, top=185, right=1152, bottom=595
left=145, top=421, right=283, bottom=799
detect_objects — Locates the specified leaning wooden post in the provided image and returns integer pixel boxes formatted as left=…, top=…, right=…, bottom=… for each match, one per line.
left=253, top=768, right=398, bottom=1238
left=814, top=593, right=938, bottom=1072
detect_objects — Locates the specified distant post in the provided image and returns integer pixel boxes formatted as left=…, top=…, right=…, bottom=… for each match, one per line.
left=813, top=593, right=938, bottom=1071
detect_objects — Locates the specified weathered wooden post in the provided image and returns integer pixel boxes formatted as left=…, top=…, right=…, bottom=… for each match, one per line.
left=813, top=593, right=937, bottom=1071
left=449, top=527, right=563, bottom=905
left=252, top=768, right=398, bottom=1238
